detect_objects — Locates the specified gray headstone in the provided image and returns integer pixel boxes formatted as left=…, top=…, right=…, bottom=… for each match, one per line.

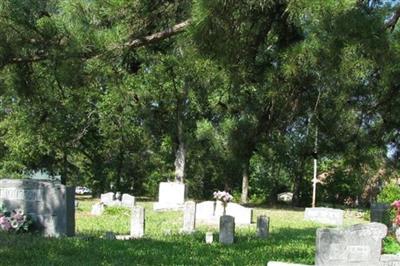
left=0, top=179, right=75, bottom=237
left=104, top=231, right=116, bottom=240
left=371, top=203, right=390, bottom=225
left=100, top=192, right=114, bottom=205
left=91, top=203, right=104, bottom=216
left=130, top=206, right=145, bottom=238
left=182, top=201, right=196, bottom=233
left=256, top=215, right=269, bottom=238
left=219, top=215, right=235, bottom=245
left=315, top=222, right=387, bottom=266
left=205, top=232, right=213, bottom=244
left=121, top=193, right=135, bottom=208
left=304, top=207, right=344, bottom=226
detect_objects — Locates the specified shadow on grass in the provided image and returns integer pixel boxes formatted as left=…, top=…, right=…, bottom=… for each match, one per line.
left=0, top=225, right=317, bottom=265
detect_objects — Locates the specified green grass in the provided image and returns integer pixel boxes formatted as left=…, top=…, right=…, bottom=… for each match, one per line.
left=0, top=199, right=382, bottom=265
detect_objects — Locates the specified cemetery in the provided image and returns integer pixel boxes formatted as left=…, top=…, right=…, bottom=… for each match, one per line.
left=2, top=1, right=400, bottom=265
left=1, top=179, right=400, bottom=265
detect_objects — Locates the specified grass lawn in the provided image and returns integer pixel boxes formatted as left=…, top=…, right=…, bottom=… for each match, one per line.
left=0, top=198, right=398, bottom=265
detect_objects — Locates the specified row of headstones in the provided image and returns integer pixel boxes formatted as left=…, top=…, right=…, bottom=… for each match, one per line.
left=91, top=192, right=136, bottom=216
left=105, top=201, right=270, bottom=243
left=268, top=222, right=400, bottom=266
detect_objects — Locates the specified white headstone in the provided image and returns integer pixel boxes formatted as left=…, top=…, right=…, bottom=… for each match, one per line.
left=91, top=203, right=104, bottom=216
left=304, top=207, right=344, bottom=226
left=153, top=182, right=186, bottom=211
left=100, top=192, right=114, bottom=205
left=196, top=201, right=252, bottom=225
left=182, top=201, right=196, bottom=233
left=205, top=232, right=213, bottom=244
left=277, top=192, right=293, bottom=203
left=130, top=206, right=145, bottom=238
left=121, top=194, right=135, bottom=208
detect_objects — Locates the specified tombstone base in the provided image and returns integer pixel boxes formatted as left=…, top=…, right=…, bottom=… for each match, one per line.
left=116, top=235, right=134, bottom=240
left=267, top=262, right=312, bottom=266
left=153, top=202, right=184, bottom=211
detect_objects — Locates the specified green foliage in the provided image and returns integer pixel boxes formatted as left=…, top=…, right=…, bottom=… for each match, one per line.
left=384, top=235, right=400, bottom=254
left=0, top=199, right=370, bottom=265
left=378, top=183, right=400, bottom=204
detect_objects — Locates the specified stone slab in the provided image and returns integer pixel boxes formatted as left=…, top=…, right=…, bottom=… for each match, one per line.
left=100, top=192, right=114, bottom=204
left=153, top=182, right=186, bottom=211
left=304, top=207, right=344, bottom=226
left=268, top=262, right=312, bottom=266
left=0, top=179, right=75, bottom=237
left=315, top=222, right=387, bottom=266
left=196, top=201, right=252, bottom=225
left=182, top=200, right=196, bottom=233
left=121, top=194, right=135, bottom=208
left=219, top=215, right=235, bottom=244
left=380, top=254, right=400, bottom=266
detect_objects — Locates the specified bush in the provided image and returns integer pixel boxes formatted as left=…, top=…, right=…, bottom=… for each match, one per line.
left=377, top=183, right=400, bottom=204
left=377, top=183, right=400, bottom=225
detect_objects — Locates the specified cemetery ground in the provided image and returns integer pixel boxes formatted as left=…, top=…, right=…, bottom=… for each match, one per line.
left=0, top=199, right=399, bottom=266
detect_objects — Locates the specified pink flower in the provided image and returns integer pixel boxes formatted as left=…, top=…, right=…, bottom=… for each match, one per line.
left=0, top=216, right=11, bottom=231
left=392, top=200, right=400, bottom=209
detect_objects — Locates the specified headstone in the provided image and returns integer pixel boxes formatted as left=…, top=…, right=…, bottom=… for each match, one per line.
left=277, top=192, right=293, bottom=204
left=130, top=206, right=145, bottom=238
left=256, top=215, right=269, bottom=238
left=304, top=207, right=344, bottom=226
left=91, top=203, right=104, bottom=216
left=182, top=200, right=196, bottom=233
left=0, top=179, right=75, bottom=237
left=205, top=232, right=213, bottom=244
left=104, top=231, right=116, bottom=240
left=371, top=203, right=390, bottom=225
left=267, top=262, right=312, bottom=266
left=380, top=254, right=400, bottom=266
left=100, top=192, right=114, bottom=205
left=315, top=222, right=387, bottom=266
left=121, top=194, right=135, bottom=208
left=153, top=182, right=187, bottom=211
left=115, top=191, right=121, bottom=201
left=196, top=201, right=252, bottom=225
left=219, top=215, right=235, bottom=245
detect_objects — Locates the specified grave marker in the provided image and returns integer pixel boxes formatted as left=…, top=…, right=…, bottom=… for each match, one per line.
left=0, top=179, right=75, bottom=237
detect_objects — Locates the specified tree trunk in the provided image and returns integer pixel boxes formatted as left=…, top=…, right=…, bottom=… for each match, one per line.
left=174, top=134, right=186, bottom=183
left=61, top=151, right=68, bottom=185
left=174, top=80, right=188, bottom=183
left=292, top=172, right=303, bottom=207
left=241, top=161, right=250, bottom=204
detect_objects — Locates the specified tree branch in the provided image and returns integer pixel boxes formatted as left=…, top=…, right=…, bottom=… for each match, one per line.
left=385, top=5, right=400, bottom=32
left=3, top=19, right=192, bottom=68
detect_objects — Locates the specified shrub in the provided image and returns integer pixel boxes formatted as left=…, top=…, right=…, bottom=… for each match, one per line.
left=377, top=183, right=400, bottom=204
left=377, top=183, right=400, bottom=225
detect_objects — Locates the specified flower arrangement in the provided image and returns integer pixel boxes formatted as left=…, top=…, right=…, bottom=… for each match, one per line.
left=213, top=190, right=233, bottom=215
left=391, top=200, right=400, bottom=226
left=0, top=203, right=32, bottom=233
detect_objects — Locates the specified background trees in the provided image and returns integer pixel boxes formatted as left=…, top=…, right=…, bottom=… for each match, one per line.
left=0, top=0, right=399, bottom=205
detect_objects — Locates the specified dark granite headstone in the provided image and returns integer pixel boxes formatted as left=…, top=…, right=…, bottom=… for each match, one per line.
left=0, top=179, right=75, bottom=237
